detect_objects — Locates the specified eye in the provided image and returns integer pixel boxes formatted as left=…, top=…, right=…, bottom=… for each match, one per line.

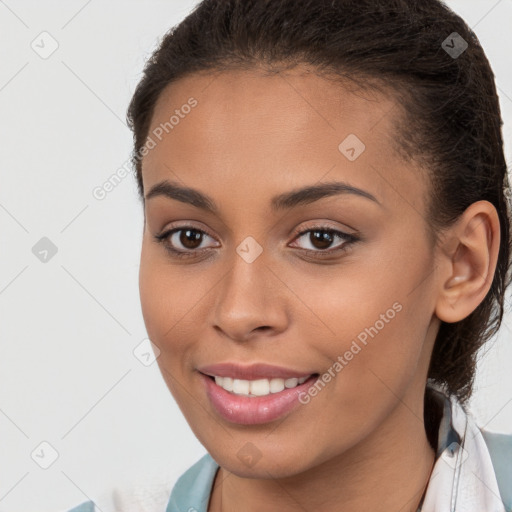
left=154, top=223, right=360, bottom=260
left=289, top=225, right=359, bottom=256
left=154, top=226, right=218, bottom=259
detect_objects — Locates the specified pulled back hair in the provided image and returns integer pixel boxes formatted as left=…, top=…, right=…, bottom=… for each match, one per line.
left=126, top=0, right=512, bottom=411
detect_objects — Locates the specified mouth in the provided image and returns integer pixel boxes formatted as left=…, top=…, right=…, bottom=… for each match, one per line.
left=199, top=371, right=320, bottom=425
left=203, top=373, right=319, bottom=397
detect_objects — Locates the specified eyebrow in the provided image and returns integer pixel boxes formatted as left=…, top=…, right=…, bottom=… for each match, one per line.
left=145, top=179, right=382, bottom=213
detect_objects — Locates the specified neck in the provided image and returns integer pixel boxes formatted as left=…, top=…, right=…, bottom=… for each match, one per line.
left=208, top=389, right=437, bottom=512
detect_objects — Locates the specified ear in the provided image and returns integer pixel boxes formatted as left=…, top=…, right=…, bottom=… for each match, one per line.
left=434, top=200, right=501, bottom=324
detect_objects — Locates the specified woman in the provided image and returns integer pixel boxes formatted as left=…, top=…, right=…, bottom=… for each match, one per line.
left=65, top=0, right=512, bottom=510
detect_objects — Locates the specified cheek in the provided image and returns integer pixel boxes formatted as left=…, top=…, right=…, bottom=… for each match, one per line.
left=308, top=257, right=430, bottom=402
left=138, top=250, right=201, bottom=409
left=139, top=242, right=181, bottom=325
left=138, top=242, right=218, bottom=363
left=138, top=245, right=193, bottom=357
left=138, top=250, right=169, bottom=342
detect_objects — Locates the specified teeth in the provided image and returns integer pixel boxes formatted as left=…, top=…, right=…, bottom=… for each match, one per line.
left=212, top=375, right=311, bottom=397
left=232, top=378, right=250, bottom=395
left=249, top=379, right=270, bottom=396
left=223, top=376, right=233, bottom=391
left=269, top=378, right=285, bottom=393
left=285, top=378, right=298, bottom=388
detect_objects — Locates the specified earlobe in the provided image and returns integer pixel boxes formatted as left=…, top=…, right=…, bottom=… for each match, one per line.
left=434, top=200, right=500, bottom=324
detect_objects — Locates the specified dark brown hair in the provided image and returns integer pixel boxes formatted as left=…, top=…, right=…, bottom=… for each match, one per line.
left=126, top=0, right=512, bottom=409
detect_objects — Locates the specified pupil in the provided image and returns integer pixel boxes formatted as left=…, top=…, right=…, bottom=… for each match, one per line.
left=311, top=230, right=333, bottom=249
left=180, top=229, right=202, bottom=249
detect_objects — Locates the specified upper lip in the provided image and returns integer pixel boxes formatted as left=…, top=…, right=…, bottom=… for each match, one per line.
left=197, top=362, right=315, bottom=380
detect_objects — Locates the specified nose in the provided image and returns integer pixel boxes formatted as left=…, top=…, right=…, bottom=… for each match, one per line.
left=212, top=247, right=289, bottom=342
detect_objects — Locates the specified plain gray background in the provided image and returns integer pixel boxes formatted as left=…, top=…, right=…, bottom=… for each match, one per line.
left=1, top=1, right=511, bottom=511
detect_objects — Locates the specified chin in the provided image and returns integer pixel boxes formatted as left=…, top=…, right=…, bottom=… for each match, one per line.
left=209, top=442, right=315, bottom=480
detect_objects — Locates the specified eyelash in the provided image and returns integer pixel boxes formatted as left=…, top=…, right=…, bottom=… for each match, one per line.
left=154, top=224, right=359, bottom=260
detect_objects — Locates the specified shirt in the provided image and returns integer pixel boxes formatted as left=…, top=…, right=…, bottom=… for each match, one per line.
left=65, top=381, right=512, bottom=512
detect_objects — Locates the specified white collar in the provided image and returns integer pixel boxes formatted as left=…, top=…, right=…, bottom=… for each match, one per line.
left=420, top=381, right=506, bottom=512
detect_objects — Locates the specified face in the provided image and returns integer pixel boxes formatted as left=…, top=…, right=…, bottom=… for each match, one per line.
left=138, top=66, right=440, bottom=478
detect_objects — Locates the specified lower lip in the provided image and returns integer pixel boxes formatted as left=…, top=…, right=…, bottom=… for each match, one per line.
left=200, top=372, right=319, bottom=425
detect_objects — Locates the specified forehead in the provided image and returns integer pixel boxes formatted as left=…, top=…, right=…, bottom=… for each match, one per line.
left=142, top=66, right=426, bottom=214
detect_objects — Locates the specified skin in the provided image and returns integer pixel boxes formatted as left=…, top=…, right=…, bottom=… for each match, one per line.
left=138, top=66, right=500, bottom=512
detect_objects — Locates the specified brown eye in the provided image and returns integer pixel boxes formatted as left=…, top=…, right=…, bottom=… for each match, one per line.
left=179, top=228, right=204, bottom=250
left=154, top=226, right=219, bottom=258
left=308, top=230, right=336, bottom=250
left=291, top=226, right=356, bottom=254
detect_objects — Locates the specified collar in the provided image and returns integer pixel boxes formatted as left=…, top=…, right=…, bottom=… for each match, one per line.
left=419, top=380, right=506, bottom=511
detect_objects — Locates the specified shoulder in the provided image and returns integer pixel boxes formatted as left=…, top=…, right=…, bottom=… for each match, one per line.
left=64, top=502, right=95, bottom=512
left=481, top=429, right=512, bottom=510
left=60, top=453, right=218, bottom=512
left=167, top=452, right=220, bottom=512
left=60, top=470, right=175, bottom=512
left=61, top=481, right=171, bottom=512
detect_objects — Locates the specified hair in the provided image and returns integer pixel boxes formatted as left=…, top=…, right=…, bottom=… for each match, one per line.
left=126, top=0, right=512, bottom=421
